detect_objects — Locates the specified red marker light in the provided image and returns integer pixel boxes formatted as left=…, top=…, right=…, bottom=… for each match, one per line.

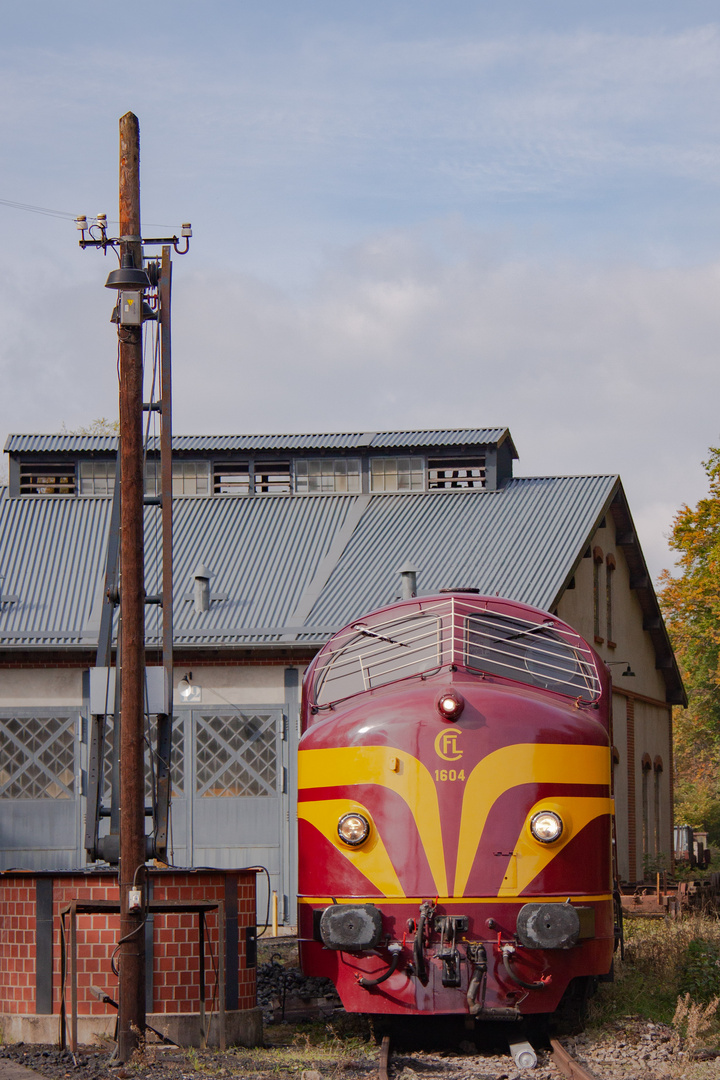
left=437, top=690, right=464, bottom=720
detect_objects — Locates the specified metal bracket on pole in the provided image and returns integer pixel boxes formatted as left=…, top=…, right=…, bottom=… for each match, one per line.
left=85, top=475, right=121, bottom=862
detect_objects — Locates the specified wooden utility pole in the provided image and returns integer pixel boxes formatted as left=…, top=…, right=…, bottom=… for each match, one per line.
left=117, top=110, right=146, bottom=1062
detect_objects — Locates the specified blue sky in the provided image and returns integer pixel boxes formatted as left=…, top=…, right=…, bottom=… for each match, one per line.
left=2, top=1, right=720, bottom=577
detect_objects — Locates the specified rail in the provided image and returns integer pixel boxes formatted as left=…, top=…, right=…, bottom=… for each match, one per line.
left=550, top=1037, right=602, bottom=1080
left=378, top=1034, right=391, bottom=1080
left=376, top=1032, right=603, bottom=1080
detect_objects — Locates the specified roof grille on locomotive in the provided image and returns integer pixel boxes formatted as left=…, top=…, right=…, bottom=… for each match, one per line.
left=311, top=595, right=601, bottom=708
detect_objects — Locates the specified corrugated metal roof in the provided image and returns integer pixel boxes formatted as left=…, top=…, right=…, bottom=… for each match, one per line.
left=0, top=493, right=113, bottom=645
left=369, top=429, right=517, bottom=455
left=143, top=493, right=360, bottom=645
left=4, top=434, right=118, bottom=453
left=0, top=475, right=617, bottom=648
left=304, top=475, right=619, bottom=629
left=4, top=428, right=514, bottom=455
left=172, top=434, right=370, bottom=452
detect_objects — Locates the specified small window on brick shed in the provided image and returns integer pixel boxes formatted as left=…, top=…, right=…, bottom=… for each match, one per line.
left=428, top=456, right=485, bottom=489
left=20, top=462, right=76, bottom=495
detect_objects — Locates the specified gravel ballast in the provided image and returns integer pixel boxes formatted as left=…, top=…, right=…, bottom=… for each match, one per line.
left=1, top=1015, right=719, bottom=1080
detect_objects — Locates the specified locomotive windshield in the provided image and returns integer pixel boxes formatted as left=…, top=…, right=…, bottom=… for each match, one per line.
left=313, top=612, right=445, bottom=706
left=465, top=611, right=600, bottom=701
left=310, top=598, right=601, bottom=707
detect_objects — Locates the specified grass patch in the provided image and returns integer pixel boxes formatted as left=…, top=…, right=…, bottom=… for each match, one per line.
left=221, top=1020, right=376, bottom=1078
left=589, top=915, right=720, bottom=1045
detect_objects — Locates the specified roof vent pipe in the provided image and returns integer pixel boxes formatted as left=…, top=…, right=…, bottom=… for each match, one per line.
left=398, top=561, right=419, bottom=601
left=193, top=564, right=212, bottom=614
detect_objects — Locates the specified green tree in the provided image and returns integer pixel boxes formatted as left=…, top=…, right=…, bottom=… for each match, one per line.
left=659, top=446, right=720, bottom=843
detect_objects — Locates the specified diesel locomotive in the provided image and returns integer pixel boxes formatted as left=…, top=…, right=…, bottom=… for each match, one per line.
left=297, top=592, right=617, bottom=1024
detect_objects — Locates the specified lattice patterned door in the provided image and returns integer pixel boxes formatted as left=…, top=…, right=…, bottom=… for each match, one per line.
left=0, top=709, right=81, bottom=869
left=98, top=714, right=188, bottom=864
left=189, top=708, right=286, bottom=917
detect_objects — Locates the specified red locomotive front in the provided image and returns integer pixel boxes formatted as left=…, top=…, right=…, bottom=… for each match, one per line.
left=298, top=593, right=615, bottom=1022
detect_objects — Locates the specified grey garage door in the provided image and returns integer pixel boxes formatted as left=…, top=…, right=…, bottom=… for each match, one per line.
left=0, top=708, right=82, bottom=869
left=0, top=705, right=292, bottom=922
left=168, top=707, right=287, bottom=921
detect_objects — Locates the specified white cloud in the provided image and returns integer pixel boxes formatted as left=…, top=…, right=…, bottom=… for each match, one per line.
left=142, top=230, right=718, bottom=581
left=1, top=236, right=716, bottom=584
left=4, top=22, right=720, bottom=218
left=2, top=6, right=720, bottom=589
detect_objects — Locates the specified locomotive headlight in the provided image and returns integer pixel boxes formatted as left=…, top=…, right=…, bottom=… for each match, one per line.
left=337, top=812, right=371, bottom=847
left=530, top=810, right=563, bottom=844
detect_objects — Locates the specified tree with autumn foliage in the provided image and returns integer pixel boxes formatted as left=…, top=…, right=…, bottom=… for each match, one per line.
left=61, top=417, right=119, bottom=436
left=659, top=445, right=720, bottom=843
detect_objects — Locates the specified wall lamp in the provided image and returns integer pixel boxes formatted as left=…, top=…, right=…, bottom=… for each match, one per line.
left=608, top=661, right=635, bottom=677
left=178, top=672, right=201, bottom=702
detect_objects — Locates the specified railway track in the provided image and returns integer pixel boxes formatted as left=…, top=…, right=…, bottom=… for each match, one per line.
left=377, top=1033, right=601, bottom=1080
left=550, top=1037, right=600, bottom=1080
left=378, top=1034, right=391, bottom=1080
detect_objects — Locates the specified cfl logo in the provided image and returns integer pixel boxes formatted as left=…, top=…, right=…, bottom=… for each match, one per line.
left=434, top=729, right=463, bottom=761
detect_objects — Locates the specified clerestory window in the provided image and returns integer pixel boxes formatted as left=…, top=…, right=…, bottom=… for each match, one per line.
left=214, top=462, right=251, bottom=495
left=294, top=458, right=361, bottom=494
left=19, top=463, right=76, bottom=496
left=428, top=456, right=485, bottom=489
left=370, top=456, right=424, bottom=492
left=254, top=461, right=291, bottom=493
left=144, top=460, right=211, bottom=496
left=79, top=460, right=117, bottom=495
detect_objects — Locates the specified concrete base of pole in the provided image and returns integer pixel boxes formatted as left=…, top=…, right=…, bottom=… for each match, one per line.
left=147, top=1007, right=263, bottom=1048
left=0, top=1008, right=263, bottom=1049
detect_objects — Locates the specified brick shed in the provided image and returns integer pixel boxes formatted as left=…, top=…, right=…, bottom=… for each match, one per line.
left=0, top=868, right=261, bottom=1046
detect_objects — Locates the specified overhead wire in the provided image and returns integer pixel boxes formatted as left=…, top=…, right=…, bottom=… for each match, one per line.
left=0, top=198, right=77, bottom=219
left=0, top=196, right=177, bottom=229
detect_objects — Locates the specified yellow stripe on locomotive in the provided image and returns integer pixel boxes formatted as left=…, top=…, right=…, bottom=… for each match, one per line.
left=298, top=742, right=612, bottom=899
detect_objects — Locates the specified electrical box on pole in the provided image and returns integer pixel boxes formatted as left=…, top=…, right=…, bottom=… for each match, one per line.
left=119, top=291, right=143, bottom=325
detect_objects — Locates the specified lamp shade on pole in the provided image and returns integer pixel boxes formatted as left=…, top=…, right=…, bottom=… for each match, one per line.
left=106, top=253, right=151, bottom=290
